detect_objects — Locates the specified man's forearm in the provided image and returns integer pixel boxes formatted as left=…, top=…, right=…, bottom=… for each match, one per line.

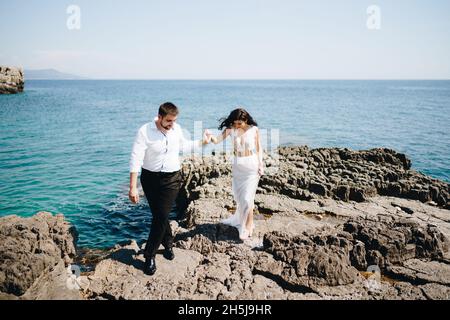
left=200, top=138, right=209, bottom=147
left=129, top=172, right=138, bottom=189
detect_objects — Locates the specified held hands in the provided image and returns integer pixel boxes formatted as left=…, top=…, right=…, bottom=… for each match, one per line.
left=202, top=129, right=213, bottom=144
left=204, top=129, right=219, bottom=144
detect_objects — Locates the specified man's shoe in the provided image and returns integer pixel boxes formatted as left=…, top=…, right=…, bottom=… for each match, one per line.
left=143, top=256, right=156, bottom=275
left=163, top=247, right=175, bottom=260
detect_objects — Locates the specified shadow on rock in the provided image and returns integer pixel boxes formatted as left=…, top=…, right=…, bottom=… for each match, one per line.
left=175, top=222, right=244, bottom=244
left=108, top=246, right=144, bottom=271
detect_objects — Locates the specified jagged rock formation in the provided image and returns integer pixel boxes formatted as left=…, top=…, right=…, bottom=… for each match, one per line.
left=0, top=66, right=24, bottom=94
left=77, top=147, right=450, bottom=300
left=1, top=147, right=449, bottom=300
left=0, top=212, right=80, bottom=299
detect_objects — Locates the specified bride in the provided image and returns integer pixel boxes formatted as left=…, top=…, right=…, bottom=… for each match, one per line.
left=208, top=108, right=264, bottom=240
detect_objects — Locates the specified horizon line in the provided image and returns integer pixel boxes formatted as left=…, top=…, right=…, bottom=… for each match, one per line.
left=24, top=78, right=450, bottom=81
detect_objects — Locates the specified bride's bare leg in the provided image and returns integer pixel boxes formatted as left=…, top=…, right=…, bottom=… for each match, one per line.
left=238, top=205, right=254, bottom=240
left=245, top=205, right=254, bottom=236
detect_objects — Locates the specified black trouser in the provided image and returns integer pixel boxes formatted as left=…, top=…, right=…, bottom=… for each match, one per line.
left=140, top=168, right=182, bottom=258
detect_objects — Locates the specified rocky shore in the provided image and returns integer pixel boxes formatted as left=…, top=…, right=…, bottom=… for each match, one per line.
left=0, top=212, right=80, bottom=299
left=0, top=66, right=24, bottom=94
left=1, top=146, right=449, bottom=300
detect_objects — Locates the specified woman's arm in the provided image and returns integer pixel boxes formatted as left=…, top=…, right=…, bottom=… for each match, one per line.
left=211, top=128, right=231, bottom=144
left=255, top=127, right=264, bottom=175
left=178, top=126, right=210, bottom=154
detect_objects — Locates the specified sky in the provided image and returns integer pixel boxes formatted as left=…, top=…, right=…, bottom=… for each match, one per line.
left=0, top=0, right=449, bottom=79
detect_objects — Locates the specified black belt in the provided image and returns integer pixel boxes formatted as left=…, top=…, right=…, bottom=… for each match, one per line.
left=142, top=168, right=180, bottom=176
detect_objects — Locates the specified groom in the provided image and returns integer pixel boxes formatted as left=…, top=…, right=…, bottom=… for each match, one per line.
left=129, top=102, right=210, bottom=275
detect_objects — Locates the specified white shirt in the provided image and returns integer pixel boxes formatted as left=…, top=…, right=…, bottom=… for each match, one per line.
left=129, top=117, right=201, bottom=173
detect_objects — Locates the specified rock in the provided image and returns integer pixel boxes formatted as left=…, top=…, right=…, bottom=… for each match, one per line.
left=258, top=231, right=362, bottom=291
left=0, top=66, right=24, bottom=94
left=81, top=247, right=203, bottom=300
left=57, top=148, right=450, bottom=300
left=350, top=241, right=368, bottom=270
left=386, top=259, right=450, bottom=286
left=349, top=187, right=367, bottom=202
left=309, top=183, right=328, bottom=196
left=343, top=219, right=448, bottom=267
left=184, top=198, right=231, bottom=227
left=0, top=212, right=78, bottom=296
left=21, top=260, right=84, bottom=300
left=391, top=201, right=414, bottom=214
left=419, top=283, right=450, bottom=300
left=250, top=147, right=449, bottom=208
left=335, top=185, right=350, bottom=201
left=2, top=146, right=449, bottom=300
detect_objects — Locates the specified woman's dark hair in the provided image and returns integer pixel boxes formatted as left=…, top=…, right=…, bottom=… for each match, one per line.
left=218, top=108, right=258, bottom=130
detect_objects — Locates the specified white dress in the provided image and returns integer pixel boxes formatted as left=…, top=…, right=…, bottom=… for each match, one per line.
left=221, top=126, right=261, bottom=239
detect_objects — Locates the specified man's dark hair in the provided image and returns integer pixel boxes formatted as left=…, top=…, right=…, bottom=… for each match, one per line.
left=159, top=102, right=179, bottom=117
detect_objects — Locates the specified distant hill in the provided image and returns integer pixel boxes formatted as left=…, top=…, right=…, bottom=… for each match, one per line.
left=24, top=69, right=88, bottom=80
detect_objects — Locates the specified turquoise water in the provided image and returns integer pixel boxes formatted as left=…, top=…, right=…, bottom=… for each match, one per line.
left=1, top=80, right=449, bottom=248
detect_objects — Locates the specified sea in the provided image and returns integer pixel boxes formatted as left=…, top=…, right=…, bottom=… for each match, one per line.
left=0, top=80, right=449, bottom=248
